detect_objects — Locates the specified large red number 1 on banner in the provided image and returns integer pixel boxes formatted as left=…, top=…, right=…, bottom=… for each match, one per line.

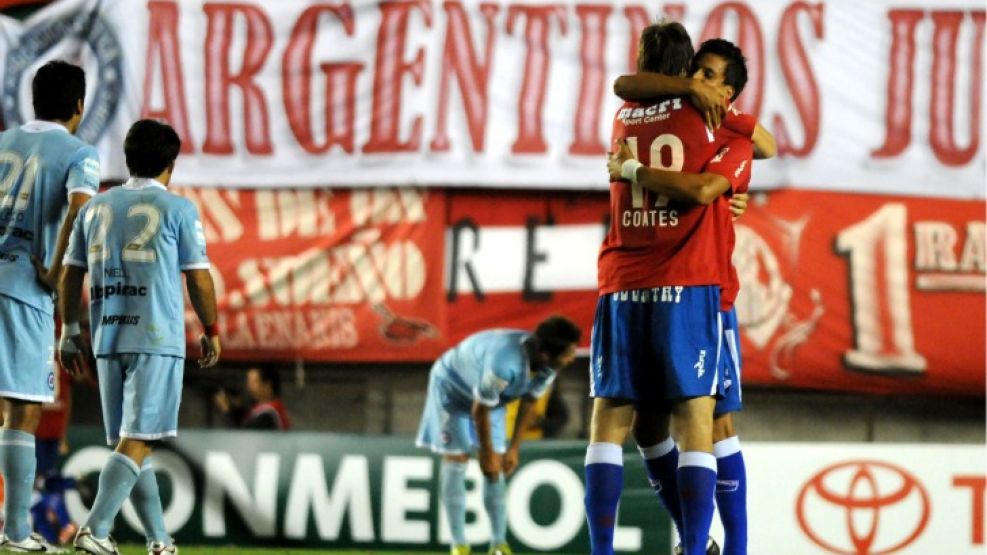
left=624, top=135, right=683, bottom=209
left=835, top=204, right=927, bottom=373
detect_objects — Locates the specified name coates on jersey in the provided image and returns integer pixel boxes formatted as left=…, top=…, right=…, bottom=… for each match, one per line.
left=616, top=98, right=688, bottom=230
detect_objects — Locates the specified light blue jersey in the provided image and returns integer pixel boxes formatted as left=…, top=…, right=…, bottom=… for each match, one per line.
left=63, top=177, right=209, bottom=357
left=434, top=329, right=557, bottom=410
left=0, top=121, right=100, bottom=314
left=417, top=329, right=558, bottom=455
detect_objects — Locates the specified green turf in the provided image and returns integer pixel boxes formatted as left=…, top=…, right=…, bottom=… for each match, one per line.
left=115, top=548, right=445, bottom=555
left=112, top=547, right=561, bottom=555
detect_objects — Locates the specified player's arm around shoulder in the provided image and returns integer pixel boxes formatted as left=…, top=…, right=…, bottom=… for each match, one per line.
left=722, top=106, right=777, bottom=160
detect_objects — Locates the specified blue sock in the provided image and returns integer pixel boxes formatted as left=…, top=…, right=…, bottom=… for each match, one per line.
left=131, top=459, right=169, bottom=544
left=483, top=473, right=507, bottom=546
left=678, top=451, right=718, bottom=555
left=715, top=437, right=748, bottom=555
left=638, top=437, right=684, bottom=536
left=440, top=460, right=467, bottom=546
left=86, top=452, right=141, bottom=538
left=584, top=442, right=623, bottom=555
left=0, top=429, right=37, bottom=542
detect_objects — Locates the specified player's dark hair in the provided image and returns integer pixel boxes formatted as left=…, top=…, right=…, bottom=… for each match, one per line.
left=251, top=365, right=281, bottom=397
left=32, top=60, right=86, bottom=121
left=124, top=119, right=181, bottom=178
left=694, top=38, right=748, bottom=100
left=534, top=316, right=582, bottom=359
left=637, top=21, right=694, bottom=76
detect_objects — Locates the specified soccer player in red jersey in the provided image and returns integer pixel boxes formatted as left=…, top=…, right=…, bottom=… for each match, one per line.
left=608, top=39, right=770, bottom=555
left=583, top=23, right=764, bottom=555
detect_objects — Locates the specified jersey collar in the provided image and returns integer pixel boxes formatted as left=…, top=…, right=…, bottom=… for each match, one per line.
left=20, top=120, right=69, bottom=134
left=123, top=177, right=167, bottom=191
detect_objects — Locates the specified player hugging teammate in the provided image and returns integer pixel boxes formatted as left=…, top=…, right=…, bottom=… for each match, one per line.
left=585, top=21, right=775, bottom=555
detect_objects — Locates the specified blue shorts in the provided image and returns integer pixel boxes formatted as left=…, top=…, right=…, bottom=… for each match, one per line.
left=416, top=366, right=507, bottom=455
left=715, top=308, right=743, bottom=416
left=590, top=286, right=725, bottom=403
left=0, top=294, right=55, bottom=403
left=96, top=353, right=184, bottom=445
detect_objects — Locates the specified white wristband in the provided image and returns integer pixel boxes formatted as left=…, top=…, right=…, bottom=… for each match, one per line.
left=63, top=321, right=81, bottom=337
left=621, top=159, right=643, bottom=183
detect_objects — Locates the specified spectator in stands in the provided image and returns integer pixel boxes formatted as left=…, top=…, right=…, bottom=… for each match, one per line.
left=213, top=365, right=292, bottom=430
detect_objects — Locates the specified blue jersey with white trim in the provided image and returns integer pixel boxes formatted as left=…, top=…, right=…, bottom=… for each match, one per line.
left=64, top=178, right=209, bottom=357
left=0, top=121, right=99, bottom=314
left=435, top=329, right=556, bottom=411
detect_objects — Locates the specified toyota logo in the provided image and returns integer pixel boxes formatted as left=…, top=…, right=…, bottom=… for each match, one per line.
left=797, top=460, right=930, bottom=555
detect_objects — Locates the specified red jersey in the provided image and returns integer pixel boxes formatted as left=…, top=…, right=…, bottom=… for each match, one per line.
left=704, top=135, right=754, bottom=311
left=597, top=98, right=754, bottom=294
left=246, top=399, right=293, bottom=430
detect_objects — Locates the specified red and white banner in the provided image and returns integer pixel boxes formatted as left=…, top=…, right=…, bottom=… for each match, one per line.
left=738, top=443, right=986, bottom=555
left=0, top=0, right=982, bottom=196
left=178, top=187, right=449, bottom=361
left=444, top=189, right=986, bottom=397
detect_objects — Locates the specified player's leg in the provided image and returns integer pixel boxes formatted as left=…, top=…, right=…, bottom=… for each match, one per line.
left=0, top=399, right=43, bottom=544
left=123, top=355, right=184, bottom=552
left=482, top=407, right=509, bottom=555
left=671, top=396, right=718, bottom=555
left=79, top=437, right=149, bottom=549
left=713, top=308, right=746, bottom=555
left=130, top=355, right=184, bottom=554
left=713, top=414, right=745, bottom=555
left=657, top=286, right=724, bottom=555
left=632, top=408, right=684, bottom=535
left=0, top=295, right=55, bottom=547
left=585, top=292, right=641, bottom=555
left=78, top=354, right=183, bottom=554
left=586, top=398, right=634, bottom=555
left=130, top=454, right=171, bottom=551
left=441, top=452, right=471, bottom=555
left=77, top=355, right=143, bottom=553
left=416, top=366, right=472, bottom=555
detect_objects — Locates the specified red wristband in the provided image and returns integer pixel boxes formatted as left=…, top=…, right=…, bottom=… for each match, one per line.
left=204, top=323, right=219, bottom=337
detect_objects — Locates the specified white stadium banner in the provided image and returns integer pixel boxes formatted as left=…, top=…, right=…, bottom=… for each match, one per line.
left=719, top=443, right=987, bottom=555
left=0, top=0, right=982, bottom=196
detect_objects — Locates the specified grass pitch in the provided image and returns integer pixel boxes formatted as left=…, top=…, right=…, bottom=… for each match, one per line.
left=115, top=548, right=550, bottom=555
left=117, top=548, right=444, bottom=555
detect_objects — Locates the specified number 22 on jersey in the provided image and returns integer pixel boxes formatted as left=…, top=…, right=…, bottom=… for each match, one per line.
left=86, top=204, right=161, bottom=264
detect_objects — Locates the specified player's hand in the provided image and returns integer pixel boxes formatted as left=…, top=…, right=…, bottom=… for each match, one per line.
left=479, top=450, right=503, bottom=479
left=607, top=139, right=636, bottom=181
left=730, top=193, right=750, bottom=220
left=199, top=334, right=221, bottom=368
left=688, top=80, right=729, bottom=130
left=58, top=332, right=91, bottom=378
left=31, top=257, right=57, bottom=292
left=502, top=447, right=520, bottom=476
